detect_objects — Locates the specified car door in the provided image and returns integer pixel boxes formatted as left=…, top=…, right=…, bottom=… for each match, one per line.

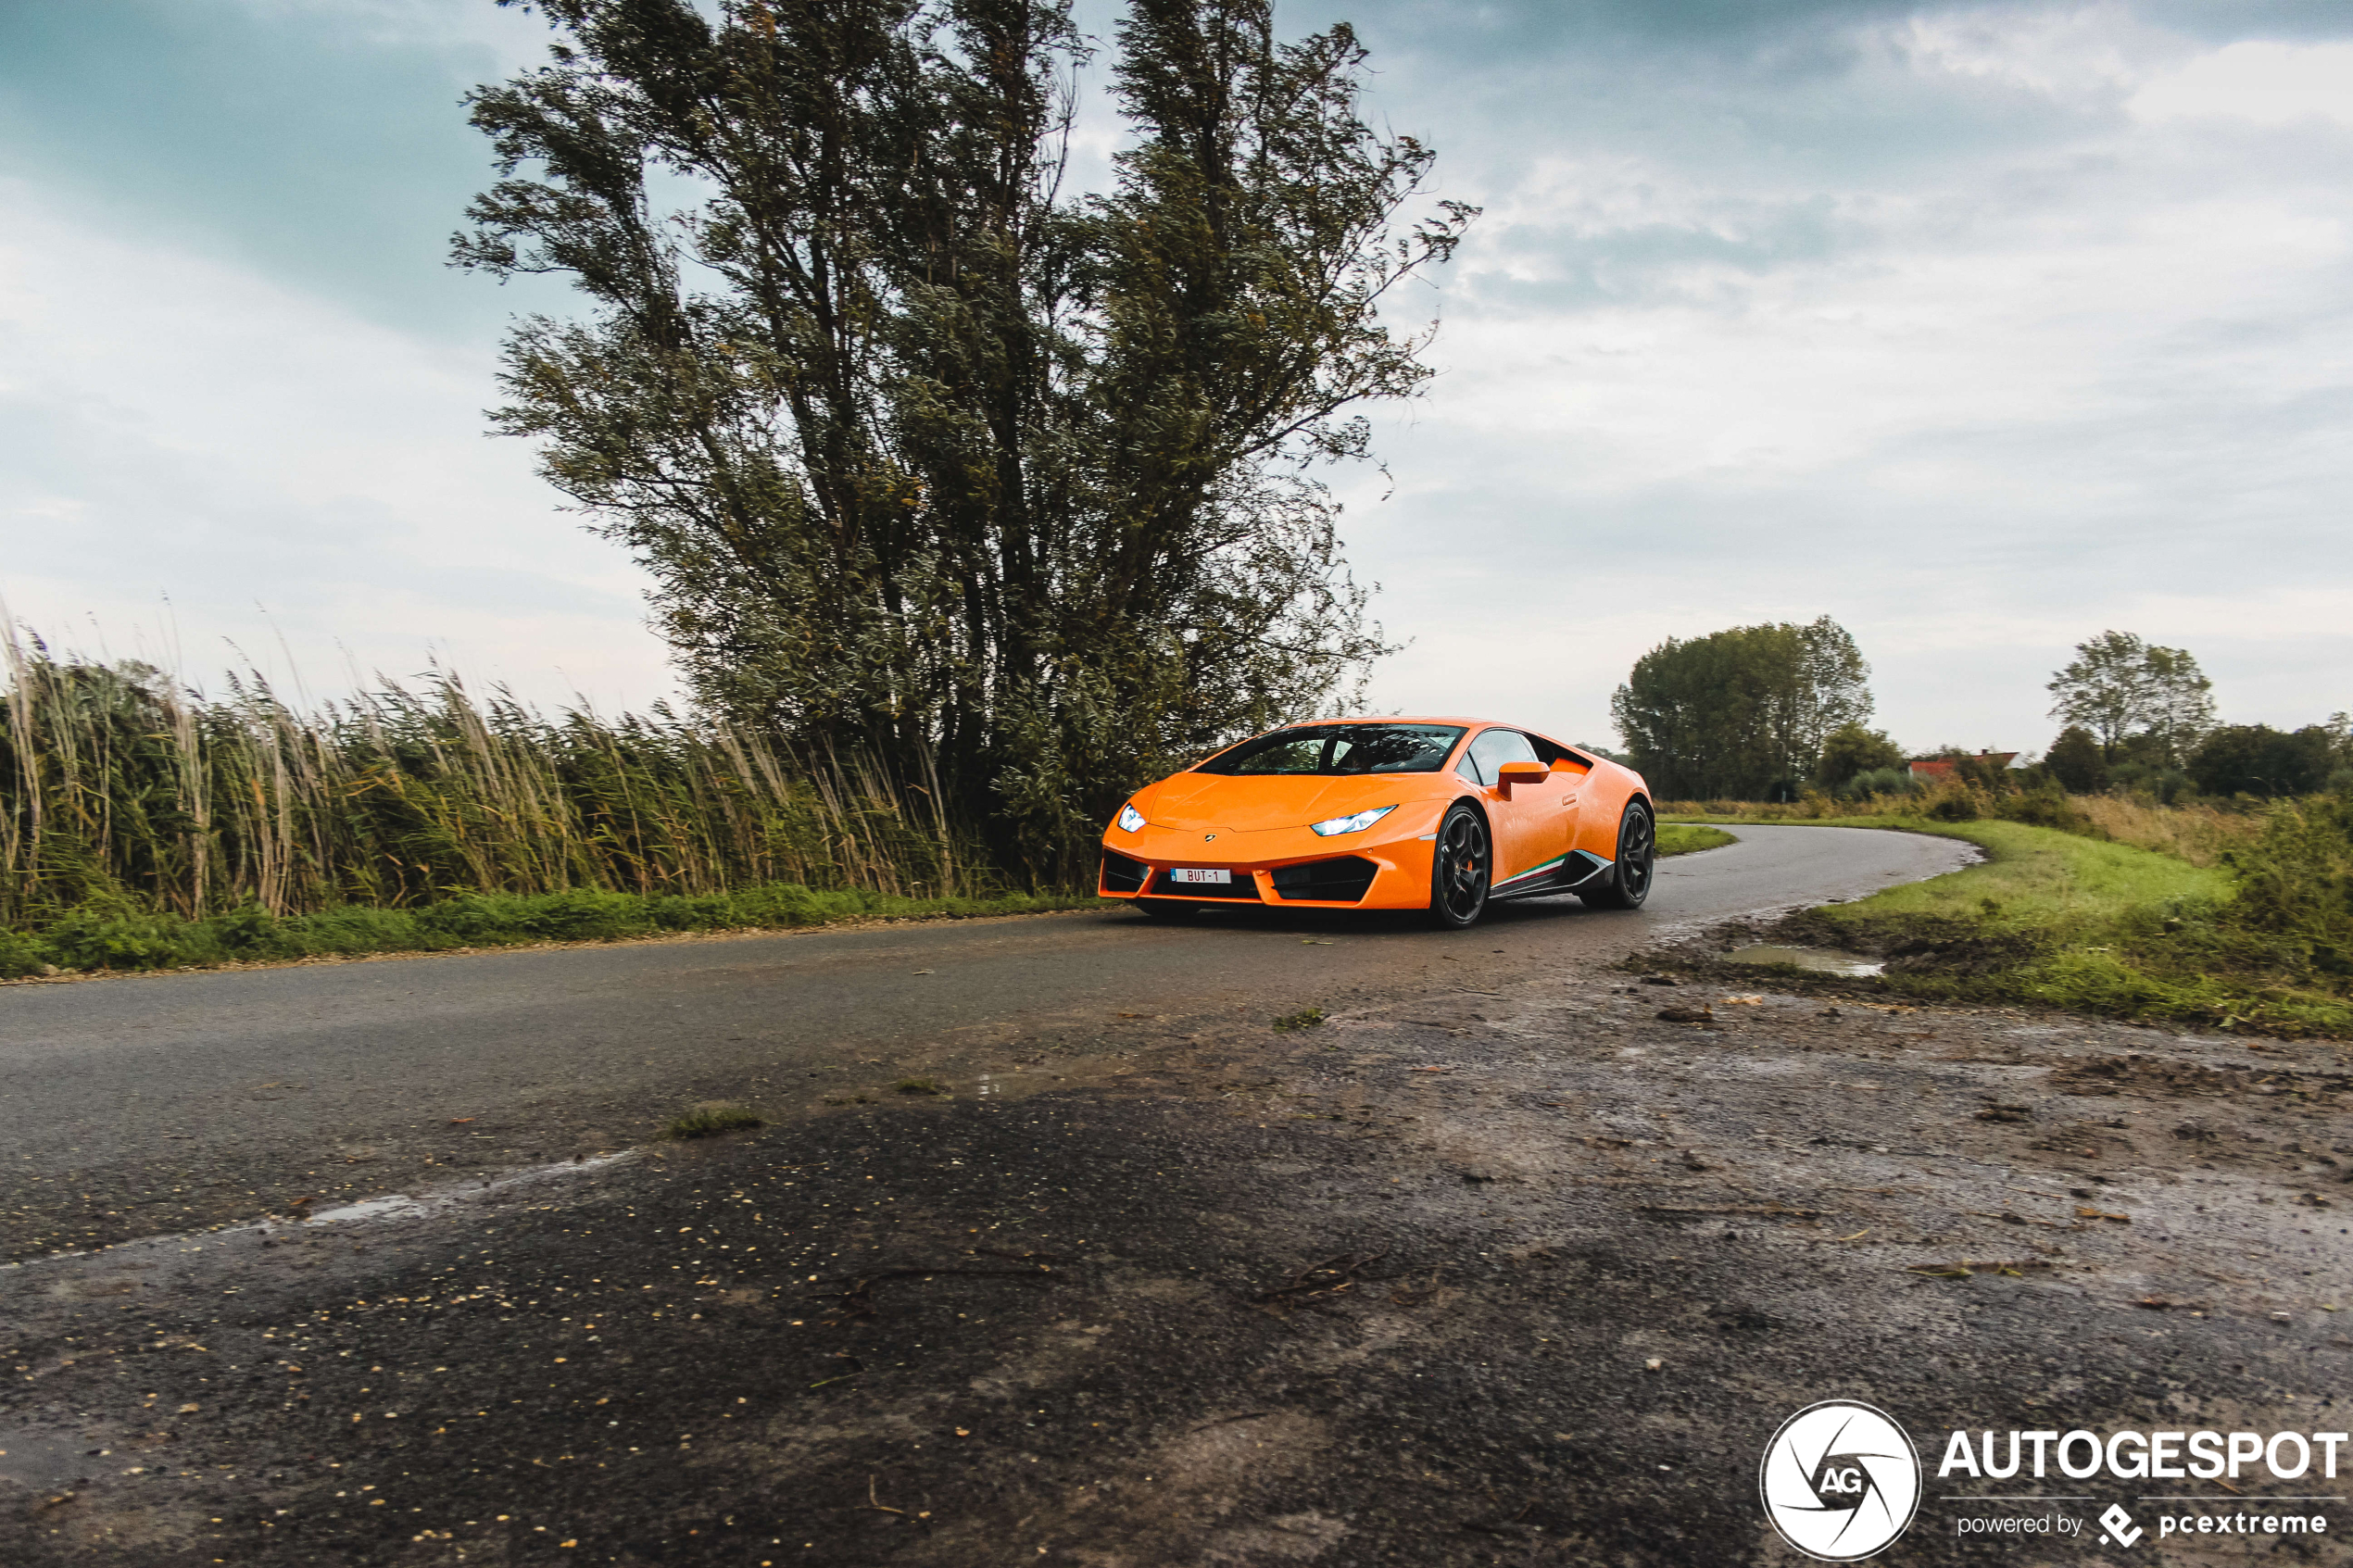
left=1459, top=728, right=1554, bottom=887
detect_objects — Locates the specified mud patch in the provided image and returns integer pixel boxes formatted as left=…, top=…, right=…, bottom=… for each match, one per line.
left=2051, top=1053, right=2350, bottom=1101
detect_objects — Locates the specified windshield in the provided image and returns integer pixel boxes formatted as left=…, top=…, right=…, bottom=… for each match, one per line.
left=1196, top=723, right=1467, bottom=776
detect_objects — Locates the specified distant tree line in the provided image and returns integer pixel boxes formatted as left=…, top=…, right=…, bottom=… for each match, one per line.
left=1611, top=620, right=2346, bottom=805
left=2044, top=631, right=2348, bottom=800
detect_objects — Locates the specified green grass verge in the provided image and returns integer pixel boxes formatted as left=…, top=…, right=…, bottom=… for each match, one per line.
left=1656, top=823, right=1737, bottom=857
left=0, top=883, right=1110, bottom=980
left=1670, top=814, right=2351, bottom=1037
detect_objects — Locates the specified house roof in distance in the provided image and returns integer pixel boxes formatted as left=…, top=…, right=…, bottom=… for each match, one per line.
left=1906, top=752, right=2019, bottom=780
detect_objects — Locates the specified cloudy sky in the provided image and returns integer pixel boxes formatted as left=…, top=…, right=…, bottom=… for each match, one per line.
left=3, top=0, right=2348, bottom=753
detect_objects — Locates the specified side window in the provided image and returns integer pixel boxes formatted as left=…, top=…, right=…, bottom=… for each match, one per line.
left=1462, top=728, right=1539, bottom=786
left=1527, top=734, right=1592, bottom=774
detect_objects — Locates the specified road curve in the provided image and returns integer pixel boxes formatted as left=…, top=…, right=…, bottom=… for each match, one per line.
left=0, top=824, right=1969, bottom=1257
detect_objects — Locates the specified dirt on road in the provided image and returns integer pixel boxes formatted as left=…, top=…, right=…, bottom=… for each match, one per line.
left=5, top=955, right=2350, bottom=1565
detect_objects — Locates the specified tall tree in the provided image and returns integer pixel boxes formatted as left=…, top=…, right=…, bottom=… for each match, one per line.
left=2138, top=644, right=2217, bottom=767
left=2046, top=631, right=2214, bottom=764
left=1610, top=616, right=1872, bottom=799
left=454, top=0, right=1471, bottom=878
left=2046, top=631, right=2149, bottom=756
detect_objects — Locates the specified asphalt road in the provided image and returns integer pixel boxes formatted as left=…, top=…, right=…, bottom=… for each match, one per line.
left=7, top=824, right=2349, bottom=1567
left=0, top=825, right=1969, bottom=1260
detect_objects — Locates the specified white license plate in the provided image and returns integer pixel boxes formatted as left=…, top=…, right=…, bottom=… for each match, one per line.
left=1170, top=868, right=1232, bottom=884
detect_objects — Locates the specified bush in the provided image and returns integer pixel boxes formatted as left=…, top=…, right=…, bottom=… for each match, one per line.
left=1840, top=767, right=1916, bottom=801
left=2224, top=796, right=2353, bottom=976
left=1920, top=781, right=1982, bottom=822
left=42, top=895, right=206, bottom=971
left=1993, top=781, right=2095, bottom=834
left=1817, top=723, right=1906, bottom=790
left=2110, top=761, right=2193, bottom=804
left=0, top=927, right=50, bottom=979
left=2045, top=725, right=2109, bottom=794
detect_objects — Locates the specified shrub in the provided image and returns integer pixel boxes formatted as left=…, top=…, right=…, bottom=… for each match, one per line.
left=1993, top=781, right=2094, bottom=834
left=2110, top=760, right=2193, bottom=804
left=2224, top=797, right=2353, bottom=976
left=2045, top=725, right=2109, bottom=794
left=1840, top=767, right=1915, bottom=801
left=0, top=928, right=50, bottom=979
left=1919, top=781, right=1982, bottom=822
left=42, top=895, right=205, bottom=971
left=1817, top=723, right=1906, bottom=789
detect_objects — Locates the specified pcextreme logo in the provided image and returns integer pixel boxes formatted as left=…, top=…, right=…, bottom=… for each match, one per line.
left=1759, top=1400, right=1923, bottom=1562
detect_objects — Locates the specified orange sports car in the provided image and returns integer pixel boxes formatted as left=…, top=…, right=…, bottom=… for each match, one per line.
left=1098, top=718, right=1655, bottom=929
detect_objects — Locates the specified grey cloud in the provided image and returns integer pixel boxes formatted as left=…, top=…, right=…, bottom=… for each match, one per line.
left=0, top=0, right=571, bottom=338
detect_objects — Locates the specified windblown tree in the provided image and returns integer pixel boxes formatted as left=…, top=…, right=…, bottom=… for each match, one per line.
left=454, top=0, right=1472, bottom=877
left=1609, top=616, right=1872, bottom=799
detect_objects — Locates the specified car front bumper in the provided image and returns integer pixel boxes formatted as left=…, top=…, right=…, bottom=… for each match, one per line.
left=1097, top=812, right=1442, bottom=909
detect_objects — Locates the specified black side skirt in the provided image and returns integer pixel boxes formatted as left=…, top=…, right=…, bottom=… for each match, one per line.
left=1490, top=849, right=1613, bottom=902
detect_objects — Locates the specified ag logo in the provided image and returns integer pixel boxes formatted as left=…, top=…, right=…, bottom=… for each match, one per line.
left=1758, top=1400, right=1921, bottom=1562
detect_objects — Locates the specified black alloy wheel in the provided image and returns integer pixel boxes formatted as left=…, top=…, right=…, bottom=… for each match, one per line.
left=1428, top=802, right=1491, bottom=929
left=1580, top=800, right=1656, bottom=910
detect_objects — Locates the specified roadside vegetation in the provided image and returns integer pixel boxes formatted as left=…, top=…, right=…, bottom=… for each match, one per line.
left=0, top=880, right=1098, bottom=981
left=1665, top=796, right=2353, bottom=1038
left=0, top=636, right=1101, bottom=980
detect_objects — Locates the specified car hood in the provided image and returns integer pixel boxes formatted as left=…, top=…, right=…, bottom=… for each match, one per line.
left=1140, top=771, right=1433, bottom=833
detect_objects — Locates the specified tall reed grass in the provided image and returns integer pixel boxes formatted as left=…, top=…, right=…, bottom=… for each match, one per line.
left=0, top=624, right=983, bottom=934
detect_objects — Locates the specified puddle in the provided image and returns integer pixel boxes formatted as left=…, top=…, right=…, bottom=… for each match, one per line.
left=1723, top=944, right=1883, bottom=978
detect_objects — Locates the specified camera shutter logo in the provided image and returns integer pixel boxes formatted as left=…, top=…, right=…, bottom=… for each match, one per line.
left=1758, top=1400, right=1921, bottom=1562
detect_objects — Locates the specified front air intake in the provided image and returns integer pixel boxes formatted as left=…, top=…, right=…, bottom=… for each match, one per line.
left=1269, top=856, right=1379, bottom=903
left=1100, top=850, right=1148, bottom=894
left=1149, top=870, right=1263, bottom=900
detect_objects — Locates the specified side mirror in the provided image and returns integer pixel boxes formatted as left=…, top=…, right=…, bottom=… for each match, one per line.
left=1496, top=760, right=1548, bottom=793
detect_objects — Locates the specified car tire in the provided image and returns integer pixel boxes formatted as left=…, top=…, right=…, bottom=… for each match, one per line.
left=1580, top=800, right=1656, bottom=910
left=1428, top=802, right=1491, bottom=929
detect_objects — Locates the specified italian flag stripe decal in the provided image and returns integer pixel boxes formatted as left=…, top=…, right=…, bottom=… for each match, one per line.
left=1493, top=854, right=1568, bottom=889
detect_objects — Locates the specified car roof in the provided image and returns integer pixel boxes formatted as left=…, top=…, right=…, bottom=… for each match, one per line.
left=1280, top=716, right=1603, bottom=755
left=1292, top=715, right=1493, bottom=728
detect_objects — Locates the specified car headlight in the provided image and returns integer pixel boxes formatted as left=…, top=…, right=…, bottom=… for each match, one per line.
left=1116, top=803, right=1147, bottom=834
left=1310, top=804, right=1396, bottom=836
